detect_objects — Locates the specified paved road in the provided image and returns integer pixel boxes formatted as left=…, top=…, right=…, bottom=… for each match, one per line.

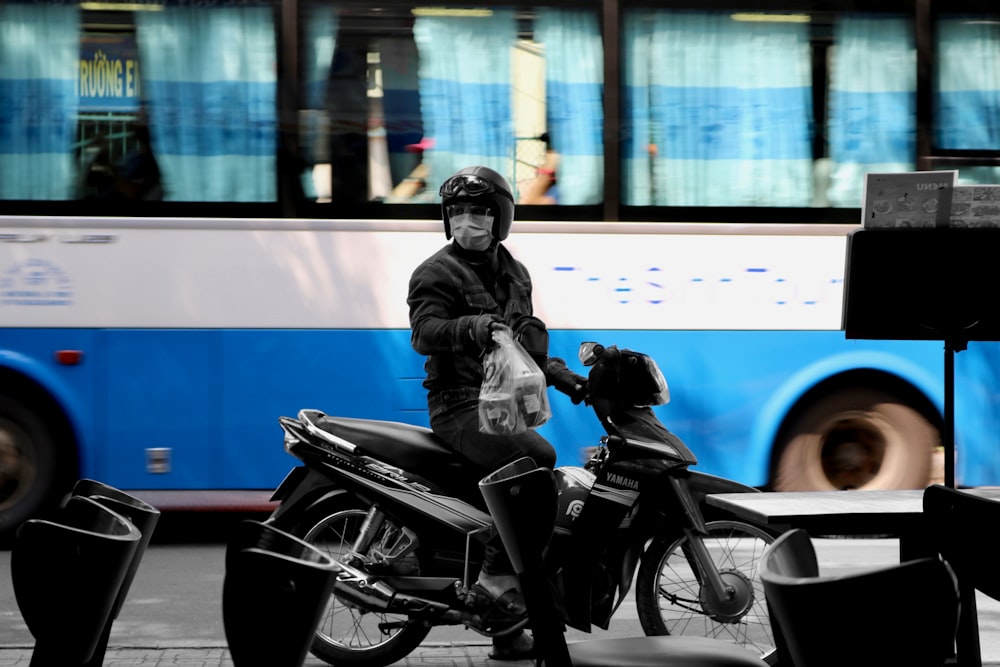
left=2, top=511, right=999, bottom=663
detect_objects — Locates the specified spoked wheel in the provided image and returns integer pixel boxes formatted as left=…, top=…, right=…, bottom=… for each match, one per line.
left=636, top=520, right=778, bottom=665
left=295, top=502, right=430, bottom=667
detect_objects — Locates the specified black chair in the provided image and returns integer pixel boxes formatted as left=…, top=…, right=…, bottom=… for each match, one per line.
left=479, top=458, right=769, bottom=667
left=759, top=527, right=959, bottom=667
left=71, top=479, right=161, bottom=667
left=12, top=494, right=142, bottom=667
left=923, top=484, right=1000, bottom=667
left=223, top=520, right=339, bottom=667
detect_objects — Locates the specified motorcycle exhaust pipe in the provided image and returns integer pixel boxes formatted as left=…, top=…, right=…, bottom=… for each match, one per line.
left=330, top=559, right=462, bottom=620
left=330, top=559, right=398, bottom=610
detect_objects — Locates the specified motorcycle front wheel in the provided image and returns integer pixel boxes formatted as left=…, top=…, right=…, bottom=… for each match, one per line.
left=636, top=520, right=777, bottom=665
left=289, top=498, right=431, bottom=667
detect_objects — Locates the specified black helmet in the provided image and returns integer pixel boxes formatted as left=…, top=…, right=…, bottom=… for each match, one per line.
left=439, top=166, right=515, bottom=242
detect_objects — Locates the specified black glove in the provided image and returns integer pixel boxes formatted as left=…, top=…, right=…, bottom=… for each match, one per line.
left=567, top=376, right=589, bottom=405
left=547, top=358, right=589, bottom=404
left=469, top=314, right=503, bottom=350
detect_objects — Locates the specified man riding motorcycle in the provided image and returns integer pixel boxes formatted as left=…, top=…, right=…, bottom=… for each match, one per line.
left=406, top=165, right=586, bottom=660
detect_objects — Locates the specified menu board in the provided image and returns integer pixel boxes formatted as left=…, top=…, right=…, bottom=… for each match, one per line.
left=862, top=171, right=957, bottom=228
left=949, top=185, right=1000, bottom=228
left=862, top=171, right=1000, bottom=229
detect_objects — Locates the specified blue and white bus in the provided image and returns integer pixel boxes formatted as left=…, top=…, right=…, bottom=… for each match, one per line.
left=3, top=0, right=1000, bottom=539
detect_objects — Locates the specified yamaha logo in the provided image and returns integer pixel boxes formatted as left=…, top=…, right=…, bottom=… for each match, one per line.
left=605, top=473, right=640, bottom=490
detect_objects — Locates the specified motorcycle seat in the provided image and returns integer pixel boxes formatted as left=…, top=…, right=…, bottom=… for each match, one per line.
left=315, top=416, right=490, bottom=506
left=316, top=416, right=467, bottom=471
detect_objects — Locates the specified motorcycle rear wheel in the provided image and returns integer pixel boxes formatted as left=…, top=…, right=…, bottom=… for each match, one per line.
left=289, top=498, right=431, bottom=667
left=636, top=520, right=777, bottom=665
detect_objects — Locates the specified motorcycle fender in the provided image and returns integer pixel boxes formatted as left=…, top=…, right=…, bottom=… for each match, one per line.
left=267, top=466, right=351, bottom=524
left=270, top=466, right=310, bottom=502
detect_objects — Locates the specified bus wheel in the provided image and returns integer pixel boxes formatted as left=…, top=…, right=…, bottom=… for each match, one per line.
left=773, top=388, right=938, bottom=491
left=0, top=398, right=65, bottom=542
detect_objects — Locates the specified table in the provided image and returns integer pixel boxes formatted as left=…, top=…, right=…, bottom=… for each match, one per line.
left=708, top=487, right=1000, bottom=667
left=706, top=487, right=1000, bottom=561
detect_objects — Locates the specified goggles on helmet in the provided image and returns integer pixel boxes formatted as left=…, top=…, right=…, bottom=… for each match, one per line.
left=446, top=204, right=492, bottom=218
left=439, top=174, right=495, bottom=199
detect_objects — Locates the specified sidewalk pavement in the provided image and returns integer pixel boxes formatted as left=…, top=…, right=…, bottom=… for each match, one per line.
left=3, top=642, right=1000, bottom=666
left=5, top=643, right=1000, bottom=667
left=0, top=641, right=531, bottom=666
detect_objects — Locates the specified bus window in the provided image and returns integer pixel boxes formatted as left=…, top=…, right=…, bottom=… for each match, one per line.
left=297, top=3, right=604, bottom=208
left=825, top=14, right=916, bottom=208
left=622, top=10, right=816, bottom=207
left=0, top=4, right=81, bottom=200
left=620, top=10, right=922, bottom=210
left=935, top=14, right=1000, bottom=185
left=133, top=5, right=277, bottom=202
left=0, top=1, right=277, bottom=204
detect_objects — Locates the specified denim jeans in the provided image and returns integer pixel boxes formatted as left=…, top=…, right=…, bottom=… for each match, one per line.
left=429, top=387, right=556, bottom=575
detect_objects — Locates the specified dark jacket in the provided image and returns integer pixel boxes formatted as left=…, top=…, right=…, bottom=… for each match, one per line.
left=408, top=242, right=534, bottom=396
left=409, top=241, right=584, bottom=423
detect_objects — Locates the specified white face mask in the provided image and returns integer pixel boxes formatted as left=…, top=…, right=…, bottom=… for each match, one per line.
left=451, top=213, right=494, bottom=251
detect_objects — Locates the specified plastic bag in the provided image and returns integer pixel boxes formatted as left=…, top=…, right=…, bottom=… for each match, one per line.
left=479, top=327, right=551, bottom=435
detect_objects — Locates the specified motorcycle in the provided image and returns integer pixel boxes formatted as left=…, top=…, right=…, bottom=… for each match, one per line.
left=265, top=342, right=779, bottom=666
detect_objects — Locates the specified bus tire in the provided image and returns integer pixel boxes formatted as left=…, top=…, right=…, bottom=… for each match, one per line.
left=773, top=387, right=938, bottom=491
left=0, top=397, right=70, bottom=543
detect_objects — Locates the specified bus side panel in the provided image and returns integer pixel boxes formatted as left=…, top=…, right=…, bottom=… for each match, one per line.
left=217, top=328, right=428, bottom=488
left=955, top=342, right=1000, bottom=486
left=101, top=329, right=218, bottom=489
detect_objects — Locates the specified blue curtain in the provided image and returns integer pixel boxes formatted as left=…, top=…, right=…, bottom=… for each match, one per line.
left=413, top=11, right=516, bottom=190
left=0, top=5, right=79, bottom=200
left=937, top=17, right=1000, bottom=151
left=623, top=11, right=813, bottom=206
left=135, top=7, right=277, bottom=201
left=936, top=17, right=1000, bottom=185
left=826, top=15, right=915, bottom=208
left=536, top=9, right=604, bottom=205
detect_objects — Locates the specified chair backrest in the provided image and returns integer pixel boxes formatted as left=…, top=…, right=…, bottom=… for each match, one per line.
left=760, top=528, right=959, bottom=667
left=223, top=521, right=339, bottom=667
left=924, top=484, right=1000, bottom=601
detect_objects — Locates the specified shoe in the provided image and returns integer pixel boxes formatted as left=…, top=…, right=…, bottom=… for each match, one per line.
left=475, top=572, right=527, bottom=618
left=490, top=630, right=534, bottom=661
left=470, top=583, right=527, bottom=618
